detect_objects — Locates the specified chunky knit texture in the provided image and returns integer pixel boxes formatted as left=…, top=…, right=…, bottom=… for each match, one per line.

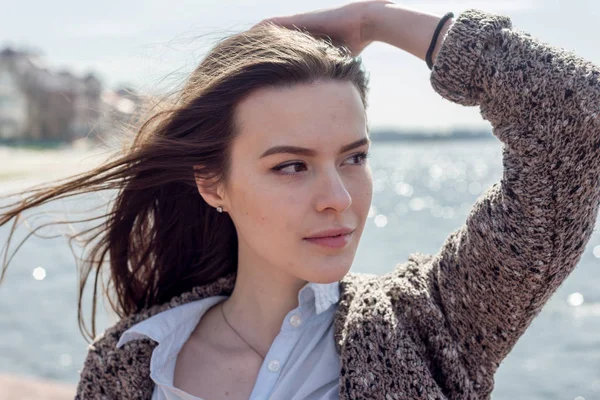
left=75, top=9, right=600, bottom=400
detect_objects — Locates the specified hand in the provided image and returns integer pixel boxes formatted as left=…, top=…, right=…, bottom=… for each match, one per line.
left=252, top=1, right=393, bottom=56
left=255, top=1, right=452, bottom=66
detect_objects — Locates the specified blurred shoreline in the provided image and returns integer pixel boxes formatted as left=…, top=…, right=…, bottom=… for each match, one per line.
left=0, top=142, right=114, bottom=195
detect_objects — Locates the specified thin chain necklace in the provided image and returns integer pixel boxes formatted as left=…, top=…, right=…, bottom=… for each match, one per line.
left=220, top=302, right=266, bottom=359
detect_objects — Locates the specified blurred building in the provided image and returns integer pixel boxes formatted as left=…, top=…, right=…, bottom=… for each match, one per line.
left=0, top=47, right=141, bottom=142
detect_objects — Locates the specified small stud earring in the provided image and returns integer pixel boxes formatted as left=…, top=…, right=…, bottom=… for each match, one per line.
left=216, top=206, right=223, bottom=213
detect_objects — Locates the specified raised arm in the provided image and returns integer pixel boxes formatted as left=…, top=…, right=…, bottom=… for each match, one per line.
left=376, top=5, right=600, bottom=395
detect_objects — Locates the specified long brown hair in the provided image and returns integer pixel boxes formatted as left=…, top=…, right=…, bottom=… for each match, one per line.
left=0, top=23, right=370, bottom=341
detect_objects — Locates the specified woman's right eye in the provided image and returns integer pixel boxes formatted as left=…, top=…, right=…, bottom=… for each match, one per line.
left=272, top=162, right=306, bottom=176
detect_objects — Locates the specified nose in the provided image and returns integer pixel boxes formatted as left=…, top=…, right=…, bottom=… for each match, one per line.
left=314, top=169, right=352, bottom=214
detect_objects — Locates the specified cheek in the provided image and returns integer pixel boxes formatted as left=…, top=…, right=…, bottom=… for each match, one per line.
left=350, top=172, right=373, bottom=211
left=232, top=177, right=303, bottom=234
left=234, top=185, right=306, bottom=264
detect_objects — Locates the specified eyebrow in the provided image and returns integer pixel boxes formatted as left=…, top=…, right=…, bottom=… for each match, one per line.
left=259, top=137, right=371, bottom=159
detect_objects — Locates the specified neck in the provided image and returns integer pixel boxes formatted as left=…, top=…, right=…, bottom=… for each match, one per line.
left=223, top=254, right=308, bottom=356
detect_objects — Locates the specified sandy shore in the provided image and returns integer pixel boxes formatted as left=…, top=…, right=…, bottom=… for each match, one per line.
left=0, top=374, right=75, bottom=400
left=0, top=145, right=114, bottom=195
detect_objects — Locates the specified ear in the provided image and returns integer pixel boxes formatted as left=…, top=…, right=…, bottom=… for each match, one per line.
left=193, top=167, right=227, bottom=211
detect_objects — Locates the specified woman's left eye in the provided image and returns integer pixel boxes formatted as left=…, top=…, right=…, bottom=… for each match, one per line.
left=272, top=151, right=371, bottom=176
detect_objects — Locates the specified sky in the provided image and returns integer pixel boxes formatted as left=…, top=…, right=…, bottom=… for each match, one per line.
left=2, top=0, right=599, bottom=130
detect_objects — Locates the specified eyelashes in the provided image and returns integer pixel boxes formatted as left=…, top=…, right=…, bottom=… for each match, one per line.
left=271, top=151, right=371, bottom=176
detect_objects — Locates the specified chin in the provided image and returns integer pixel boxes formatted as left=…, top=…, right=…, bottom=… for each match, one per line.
left=302, top=264, right=352, bottom=284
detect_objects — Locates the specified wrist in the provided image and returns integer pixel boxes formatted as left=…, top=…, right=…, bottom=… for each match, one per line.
left=430, top=18, right=454, bottom=67
left=359, top=0, right=396, bottom=45
left=361, top=1, right=453, bottom=63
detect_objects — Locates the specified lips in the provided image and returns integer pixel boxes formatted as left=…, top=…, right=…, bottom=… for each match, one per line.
left=305, top=227, right=355, bottom=239
left=304, top=230, right=353, bottom=249
left=303, top=227, right=355, bottom=250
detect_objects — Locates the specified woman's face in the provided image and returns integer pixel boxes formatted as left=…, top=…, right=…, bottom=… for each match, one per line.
left=205, top=79, right=373, bottom=284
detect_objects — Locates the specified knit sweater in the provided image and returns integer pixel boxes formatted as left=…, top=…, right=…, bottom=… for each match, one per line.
left=75, top=9, right=600, bottom=400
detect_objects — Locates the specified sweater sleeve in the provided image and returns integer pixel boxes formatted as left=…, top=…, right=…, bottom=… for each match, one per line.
left=428, top=7, right=600, bottom=391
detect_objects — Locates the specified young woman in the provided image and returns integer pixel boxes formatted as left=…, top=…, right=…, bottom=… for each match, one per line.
left=2, top=1, right=599, bottom=399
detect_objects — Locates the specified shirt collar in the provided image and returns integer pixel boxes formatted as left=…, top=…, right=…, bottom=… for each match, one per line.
left=116, top=280, right=340, bottom=349
left=116, top=296, right=226, bottom=349
left=298, top=280, right=340, bottom=315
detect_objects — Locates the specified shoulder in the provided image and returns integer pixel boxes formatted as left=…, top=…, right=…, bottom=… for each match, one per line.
left=75, top=298, right=204, bottom=398
left=337, top=253, right=447, bottom=341
left=338, top=253, right=439, bottom=320
left=333, top=254, right=441, bottom=350
left=341, top=253, right=436, bottom=297
left=76, top=272, right=237, bottom=398
left=75, top=312, right=156, bottom=399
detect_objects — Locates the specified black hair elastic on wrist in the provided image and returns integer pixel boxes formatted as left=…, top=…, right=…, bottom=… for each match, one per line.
left=426, top=12, right=454, bottom=70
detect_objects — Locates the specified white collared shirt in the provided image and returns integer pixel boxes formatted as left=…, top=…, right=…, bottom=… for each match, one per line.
left=117, top=281, right=341, bottom=400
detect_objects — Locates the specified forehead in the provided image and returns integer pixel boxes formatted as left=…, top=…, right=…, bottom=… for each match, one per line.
left=233, top=80, right=367, bottom=149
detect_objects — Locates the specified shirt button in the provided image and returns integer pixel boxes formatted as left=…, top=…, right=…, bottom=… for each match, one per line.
left=267, top=360, right=280, bottom=372
left=289, top=314, right=302, bottom=327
